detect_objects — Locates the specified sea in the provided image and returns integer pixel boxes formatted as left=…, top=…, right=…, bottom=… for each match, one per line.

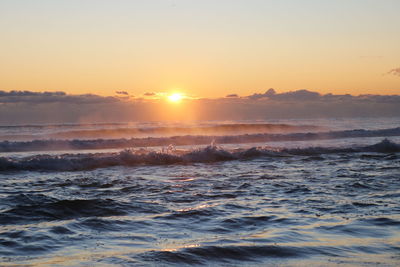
left=0, top=117, right=400, bottom=266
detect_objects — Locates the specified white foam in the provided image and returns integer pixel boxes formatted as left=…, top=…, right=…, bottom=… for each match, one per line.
left=0, top=140, right=398, bottom=172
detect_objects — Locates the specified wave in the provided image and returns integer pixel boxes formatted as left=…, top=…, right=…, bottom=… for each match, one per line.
left=141, top=242, right=366, bottom=264
left=0, top=127, right=399, bottom=152
left=0, top=195, right=167, bottom=225
left=0, top=123, right=322, bottom=141
left=141, top=245, right=304, bottom=264
left=0, top=198, right=127, bottom=225
left=0, top=139, right=399, bottom=172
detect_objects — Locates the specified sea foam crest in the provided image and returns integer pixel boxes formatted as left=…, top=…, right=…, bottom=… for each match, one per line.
left=0, top=140, right=398, bottom=172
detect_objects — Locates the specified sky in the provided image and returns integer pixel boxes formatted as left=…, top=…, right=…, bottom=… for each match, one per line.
left=0, top=0, right=399, bottom=98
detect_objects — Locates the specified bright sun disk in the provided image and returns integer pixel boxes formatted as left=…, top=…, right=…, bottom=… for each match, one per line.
left=168, top=93, right=183, bottom=102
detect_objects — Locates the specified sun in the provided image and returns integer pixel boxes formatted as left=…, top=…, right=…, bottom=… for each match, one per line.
left=168, top=93, right=183, bottom=103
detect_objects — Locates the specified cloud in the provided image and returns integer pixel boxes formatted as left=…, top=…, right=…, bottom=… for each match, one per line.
left=193, top=90, right=400, bottom=120
left=115, top=90, right=133, bottom=100
left=225, top=94, right=239, bottom=98
left=0, top=89, right=400, bottom=124
left=248, top=88, right=321, bottom=101
left=144, top=92, right=156, bottom=96
left=388, top=67, right=400, bottom=77
left=0, top=90, right=66, bottom=97
left=270, top=89, right=320, bottom=101
left=0, top=90, right=119, bottom=104
left=115, top=91, right=129, bottom=95
left=248, top=88, right=276, bottom=100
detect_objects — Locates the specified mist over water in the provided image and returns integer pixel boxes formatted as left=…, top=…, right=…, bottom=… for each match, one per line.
left=0, top=123, right=323, bottom=141
left=1, top=118, right=400, bottom=266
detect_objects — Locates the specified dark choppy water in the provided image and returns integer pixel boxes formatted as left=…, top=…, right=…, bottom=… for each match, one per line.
left=1, top=119, right=400, bottom=266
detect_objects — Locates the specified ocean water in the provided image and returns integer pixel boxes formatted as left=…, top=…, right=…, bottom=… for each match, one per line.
left=1, top=118, right=400, bottom=266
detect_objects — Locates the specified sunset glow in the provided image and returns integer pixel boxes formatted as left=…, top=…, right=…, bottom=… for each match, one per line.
left=168, top=93, right=183, bottom=103
left=0, top=0, right=399, bottom=97
left=1, top=2, right=400, bottom=266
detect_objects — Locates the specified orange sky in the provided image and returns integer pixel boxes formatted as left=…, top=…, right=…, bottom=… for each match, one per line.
left=0, top=0, right=399, bottom=97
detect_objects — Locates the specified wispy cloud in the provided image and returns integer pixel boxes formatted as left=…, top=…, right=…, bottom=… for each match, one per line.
left=387, top=67, right=400, bottom=77
left=0, top=90, right=118, bottom=104
left=144, top=92, right=156, bottom=96
left=115, top=91, right=129, bottom=95
left=225, top=94, right=239, bottom=98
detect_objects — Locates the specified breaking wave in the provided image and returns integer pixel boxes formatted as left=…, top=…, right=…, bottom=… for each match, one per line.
left=0, top=127, right=399, bottom=152
left=0, top=139, right=398, bottom=172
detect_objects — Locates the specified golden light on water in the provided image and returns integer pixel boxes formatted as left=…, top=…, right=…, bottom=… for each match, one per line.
left=168, top=93, right=184, bottom=103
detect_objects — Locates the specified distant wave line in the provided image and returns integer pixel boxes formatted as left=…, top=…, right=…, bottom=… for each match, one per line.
left=0, top=127, right=399, bottom=152
left=0, top=123, right=322, bottom=140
